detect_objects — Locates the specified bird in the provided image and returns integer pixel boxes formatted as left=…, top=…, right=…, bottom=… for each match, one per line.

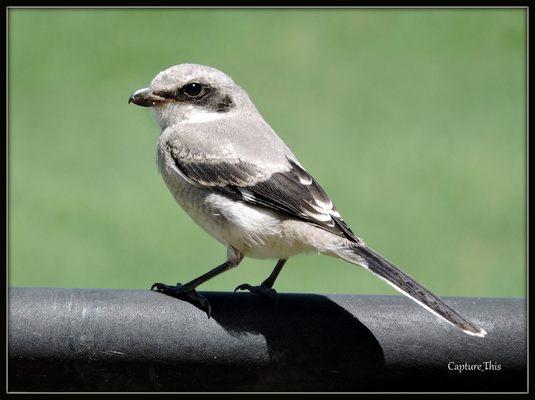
left=129, top=63, right=486, bottom=337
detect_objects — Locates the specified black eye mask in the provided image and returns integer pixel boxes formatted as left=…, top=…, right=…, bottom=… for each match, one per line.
left=155, top=83, right=235, bottom=113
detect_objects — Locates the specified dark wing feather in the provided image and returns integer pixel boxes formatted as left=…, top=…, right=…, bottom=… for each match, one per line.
left=172, top=154, right=360, bottom=243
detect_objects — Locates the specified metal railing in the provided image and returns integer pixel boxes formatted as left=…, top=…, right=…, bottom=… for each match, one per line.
left=8, top=287, right=527, bottom=392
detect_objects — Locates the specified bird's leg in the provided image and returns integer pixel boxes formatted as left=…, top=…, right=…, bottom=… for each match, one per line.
left=152, top=248, right=243, bottom=318
left=234, top=259, right=287, bottom=304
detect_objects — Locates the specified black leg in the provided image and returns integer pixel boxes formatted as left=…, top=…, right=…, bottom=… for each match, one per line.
left=261, top=259, right=287, bottom=288
left=152, top=250, right=243, bottom=317
left=234, top=259, right=287, bottom=303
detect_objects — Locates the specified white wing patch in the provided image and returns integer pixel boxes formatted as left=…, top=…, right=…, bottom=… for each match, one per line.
left=304, top=194, right=343, bottom=227
left=238, top=188, right=256, bottom=202
left=303, top=208, right=333, bottom=222
left=298, top=175, right=313, bottom=185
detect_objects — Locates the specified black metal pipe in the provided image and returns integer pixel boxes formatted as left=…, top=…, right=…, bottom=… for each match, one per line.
left=8, top=288, right=526, bottom=392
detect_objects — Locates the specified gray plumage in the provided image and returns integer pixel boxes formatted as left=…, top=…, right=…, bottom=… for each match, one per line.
left=129, top=63, right=486, bottom=337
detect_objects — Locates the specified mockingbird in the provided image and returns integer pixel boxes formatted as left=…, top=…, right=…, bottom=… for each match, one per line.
left=129, top=63, right=486, bottom=337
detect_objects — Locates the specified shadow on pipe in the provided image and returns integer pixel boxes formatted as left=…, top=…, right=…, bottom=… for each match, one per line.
left=207, top=292, right=386, bottom=391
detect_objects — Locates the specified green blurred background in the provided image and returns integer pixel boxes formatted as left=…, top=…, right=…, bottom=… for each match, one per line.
left=8, top=9, right=525, bottom=297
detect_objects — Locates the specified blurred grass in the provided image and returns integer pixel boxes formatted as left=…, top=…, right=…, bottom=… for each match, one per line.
left=8, top=9, right=525, bottom=297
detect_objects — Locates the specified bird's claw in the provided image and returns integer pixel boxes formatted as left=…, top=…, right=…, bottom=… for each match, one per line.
left=189, top=291, right=212, bottom=318
left=151, top=282, right=173, bottom=292
left=234, top=283, right=253, bottom=292
left=150, top=282, right=212, bottom=318
left=234, top=283, right=278, bottom=305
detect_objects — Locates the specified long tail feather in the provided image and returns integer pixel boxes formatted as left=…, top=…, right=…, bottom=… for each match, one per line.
left=347, top=244, right=486, bottom=337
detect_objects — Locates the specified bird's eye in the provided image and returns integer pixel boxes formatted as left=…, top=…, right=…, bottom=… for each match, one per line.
left=182, top=82, right=204, bottom=97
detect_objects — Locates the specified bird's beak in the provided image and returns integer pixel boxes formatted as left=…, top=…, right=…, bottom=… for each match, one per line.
left=128, top=87, right=168, bottom=107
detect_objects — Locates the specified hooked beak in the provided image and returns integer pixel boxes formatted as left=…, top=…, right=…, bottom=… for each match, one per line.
left=128, top=87, right=168, bottom=107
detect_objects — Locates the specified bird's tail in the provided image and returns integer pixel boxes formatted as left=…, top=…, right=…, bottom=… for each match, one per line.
left=340, top=244, right=486, bottom=337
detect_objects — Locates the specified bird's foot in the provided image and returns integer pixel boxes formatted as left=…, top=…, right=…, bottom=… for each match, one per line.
left=151, top=282, right=212, bottom=318
left=234, top=283, right=278, bottom=305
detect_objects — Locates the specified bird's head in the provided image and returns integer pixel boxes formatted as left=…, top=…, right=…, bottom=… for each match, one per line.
left=129, top=63, right=253, bottom=129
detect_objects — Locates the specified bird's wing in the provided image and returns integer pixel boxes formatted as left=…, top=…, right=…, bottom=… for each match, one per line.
left=167, top=139, right=360, bottom=243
